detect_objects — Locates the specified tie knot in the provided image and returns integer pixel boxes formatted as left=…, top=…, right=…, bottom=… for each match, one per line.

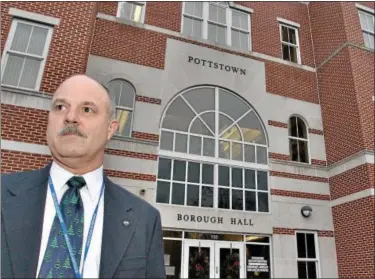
left=67, top=176, right=86, bottom=189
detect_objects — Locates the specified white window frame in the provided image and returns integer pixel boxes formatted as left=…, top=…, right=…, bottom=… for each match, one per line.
left=1, top=18, right=54, bottom=91
left=288, top=115, right=311, bottom=164
left=357, top=7, right=374, bottom=50
left=278, top=18, right=301, bottom=64
left=295, top=231, right=321, bottom=279
left=117, top=1, right=146, bottom=24
left=106, top=79, right=136, bottom=138
left=181, top=1, right=252, bottom=51
left=156, top=86, right=270, bottom=214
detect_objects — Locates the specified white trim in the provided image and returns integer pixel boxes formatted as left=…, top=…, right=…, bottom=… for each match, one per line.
left=330, top=188, right=374, bottom=207
left=355, top=3, right=375, bottom=14
left=1, top=18, right=54, bottom=91
left=228, top=1, right=254, bottom=13
left=327, top=150, right=374, bottom=177
left=9, top=8, right=60, bottom=26
left=96, top=12, right=316, bottom=72
left=277, top=17, right=301, bottom=28
left=1, top=139, right=51, bottom=155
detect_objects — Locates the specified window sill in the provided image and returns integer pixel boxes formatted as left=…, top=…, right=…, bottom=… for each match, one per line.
left=1, top=84, right=52, bottom=99
left=269, top=158, right=326, bottom=169
left=111, top=134, right=159, bottom=146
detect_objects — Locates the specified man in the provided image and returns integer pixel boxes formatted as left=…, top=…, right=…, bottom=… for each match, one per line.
left=1, top=74, right=166, bottom=278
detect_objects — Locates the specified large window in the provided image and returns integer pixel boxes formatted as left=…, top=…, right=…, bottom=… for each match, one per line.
left=182, top=2, right=251, bottom=51
left=157, top=86, right=269, bottom=212
left=358, top=9, right=374, bottom=49
left=280, top=23, right=300, bottom=64
left=117, top=1, right=145, bottom=23
left=296, top=232, right=320, bottom=279
left=288, top=116, right=309, bottom=164
left=106, top=79, right=135, bottom=137
left=1, top=18, right=53, bottom=90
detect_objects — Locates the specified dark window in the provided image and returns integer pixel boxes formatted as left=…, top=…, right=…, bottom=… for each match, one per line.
left=289, top=116, right=309, bottom=163
left=296, top=232, right=318, bottom=279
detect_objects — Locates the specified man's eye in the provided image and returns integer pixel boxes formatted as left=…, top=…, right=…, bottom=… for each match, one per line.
left=83, top=107, right=93, bottom=113
left=55, top=104, right=65, bottom=110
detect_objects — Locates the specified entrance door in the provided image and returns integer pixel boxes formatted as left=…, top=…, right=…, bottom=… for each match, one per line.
left=182, top=240, right=245, bottom=278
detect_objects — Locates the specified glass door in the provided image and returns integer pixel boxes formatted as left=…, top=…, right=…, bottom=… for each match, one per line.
left=215, top=242, right=245, bottom=279
left=182, top=239, right=215, bottom=278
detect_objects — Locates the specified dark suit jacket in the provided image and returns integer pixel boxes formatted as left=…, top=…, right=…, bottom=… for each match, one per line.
left=1, top=163, right=166, bottom=278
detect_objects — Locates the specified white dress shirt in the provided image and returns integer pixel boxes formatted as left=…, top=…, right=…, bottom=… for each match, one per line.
left=36, top=161, right=104, bottom=278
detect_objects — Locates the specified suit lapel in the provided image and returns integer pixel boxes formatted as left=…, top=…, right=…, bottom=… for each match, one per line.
left=2, top=164, right=51, bottom=278
left=99, top=176, right=138, bottom=278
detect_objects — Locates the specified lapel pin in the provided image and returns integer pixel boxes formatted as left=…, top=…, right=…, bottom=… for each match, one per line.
left=123, top=220, right=130, bottom=226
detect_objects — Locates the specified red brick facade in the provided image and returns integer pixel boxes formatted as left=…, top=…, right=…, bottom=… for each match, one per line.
left=273, top=227, right=334, bottom=237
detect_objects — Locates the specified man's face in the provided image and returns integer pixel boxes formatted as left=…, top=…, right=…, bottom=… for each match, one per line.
left=46, top=76, right=118, bottom=163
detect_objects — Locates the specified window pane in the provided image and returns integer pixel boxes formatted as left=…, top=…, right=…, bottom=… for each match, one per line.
left=232, top=142, right=243, bottom=161
left=173, top=160, right=186, bottom=181
left=120, top=2, right=132, bottom=19
left=208, top=22, right=217, bottom=42
left=258, top=192, right=268, bottom=212
left=187, top=184, right=199, bottom=206
left=232, top=168, right=243, bottom=188
left=367, top=14, right=374, bottom=32
left=131, top=3, right=143, bottom=22
left=116, top=109, right=132, bottom=137
left=240, top=32, right=249, bottom=50
left=162, top=96, right=195, bottom=132
left=281, top=26, right=288, bottom=42
left=306, top=233, right=316, bottom=258
left=107, top=80, right=121, bottom=105
left=189, top=135, right=202, bottom=155
left=11, top=22, right=32, bottom=52
left=175, top=133, right=188, bottom=153
left=184, top=2, right=194, bottom=15
left=245, top=191, right=256, bottom=211
left=201, top=112, right=215, bottom=133
left=188, top=162, right=200, bottom=183
left=119, top=81, right=135, bottom=108
left=238, top=111, right=266, bottom=144
left=307, top=261, right=317, bottom=279
left=296, top=117, right=307, bottom=138
left=27, top=26, right=48, bottom=56
left=290, top=138, right=298, bottom=161
left=257, top=171, right=268, bottom=191
left=363, top=33, right=371, bottom=48
left=160, top=131, right=173, bottom=151
left=183, top=16, right=193, bottom=36
left=232, top=10, right=240, bottom=28
left=209, top=4, right=218, bottom=22
left=290, top=46, right=298, bottom=62
left=231, top=29, right=240, bottom=48
left=219, top=166, right=230, bottom=186
left=2, top=54, right=23, bottom=86
left=218, top=6, right=226, bottom=24
left=245, top=169, right=255, bottom=189
left=369, top=34, right=374, bottom=49
left=218, top=188, right=230, bottom=209
left=158, top=158, right=171, bottom=179
left=241, top=13, right=249, bottom=31
left=172, top=183, right=185, bottom=205
left=218, top=25, right=226, bottom=44
left=156, top=181, right=170, bottom=203
left=289, top=116, right=297, bottom=136
left=257, top=146, right=268, bottom=164
left=244, top=145, right=255, bottom=162
left=297, top=233, right=307, bottom=258
left=232, top=189, right=243, bottom=210
left=202, top=164, right=214, bottom=184
left=190, top=117, right=212, bottom=136
left=203, top=138, right=215, bottom=157
left=282, top=44, right=290, bottom=60
left=288, top=28, right=296, bottom=44
left=298, top=140, right=309, bottom=163
left=219, top=114, right=233, bottom=135
left=193, top=18, right=202, bottom=38
left=297, top=261, right=307, bottom=279
left=194, top=2, right=203, bottom=17
left=183, top=86, right=215, bottom=114
left=201, top=186, right=213, bottom=207
left=219, top=140, right=230, bottom=159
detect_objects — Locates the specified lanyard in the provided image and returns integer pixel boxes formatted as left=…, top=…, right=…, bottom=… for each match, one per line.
left=48, top=176, right=105, bottom=279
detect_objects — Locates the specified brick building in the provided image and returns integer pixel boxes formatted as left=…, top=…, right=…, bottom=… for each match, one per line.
left=1, top=1, right=374, bottom=278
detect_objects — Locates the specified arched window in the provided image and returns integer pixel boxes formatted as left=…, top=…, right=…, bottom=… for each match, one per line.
left=156, top=86, right=269, bottom=212
left=288, top=116, right=309, bottom=163
left=106, top=79, right=135, bottom=137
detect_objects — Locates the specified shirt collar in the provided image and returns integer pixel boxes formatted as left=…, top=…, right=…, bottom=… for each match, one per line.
left=50, top=161, right=104, bottom=202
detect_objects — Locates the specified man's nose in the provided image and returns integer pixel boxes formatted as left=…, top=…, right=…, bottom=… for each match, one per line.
left=64, top=107, right=79, bottom=123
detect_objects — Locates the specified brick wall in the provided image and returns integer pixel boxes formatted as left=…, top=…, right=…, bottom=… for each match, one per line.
left=330, top=163, right=374, bottom=200
left=145, top=1, right=182, bottom=32
left=1, top=2, right=97, bottom=93
left=99, top=1, right=117, bottom=16
left=332, top=196, right=375, bottom=278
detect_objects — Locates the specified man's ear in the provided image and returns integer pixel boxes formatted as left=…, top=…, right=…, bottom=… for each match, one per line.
left=107, top=120, right=119, bottom=140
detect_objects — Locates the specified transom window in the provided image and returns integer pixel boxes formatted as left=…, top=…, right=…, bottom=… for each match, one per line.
left=288, top=116, right=309, bottom=164
left=117, top=1, right=145, bottom=23
left=1, top=19, right=53, bottom=90
left=358, top=9, right=374, bottom=49
left=106, top=79, right=135, bottom=137
left=182, top=2, right=251, bottom=51
left=280, top=23, right=300, bottom=64
left=157, top=86, right=269, bottom=213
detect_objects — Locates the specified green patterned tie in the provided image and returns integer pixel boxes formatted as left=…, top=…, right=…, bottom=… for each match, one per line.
left=38, top=176, right=86, bottom=279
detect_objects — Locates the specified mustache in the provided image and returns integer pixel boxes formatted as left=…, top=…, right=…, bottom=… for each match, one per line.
left=58, top=124, right=87, bottom=138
